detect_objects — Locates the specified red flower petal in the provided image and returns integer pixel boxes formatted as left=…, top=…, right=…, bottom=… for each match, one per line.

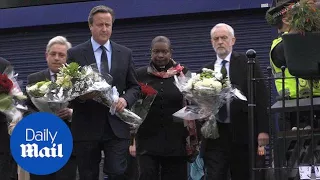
left=0, top=74, right=13, bottom=94
left=138, top=82, right=157, bottom=96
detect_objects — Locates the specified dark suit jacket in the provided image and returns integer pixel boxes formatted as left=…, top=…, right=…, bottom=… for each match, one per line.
left=0, top=57, right=11, bottom=153
left=67, top=40, right=140, bottom=141
left=27, top=69, right=51, bottom=85
left=201, top=51, right=269, bottom=144
left=25, top=69, right=53, bottom=115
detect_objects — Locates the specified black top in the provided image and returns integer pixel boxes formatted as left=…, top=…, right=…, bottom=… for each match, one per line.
left=271, top=41, right=287, bottom=68
left=136, top=63, right=189, bottom=157
left=0, top=57, right=11, bottom=153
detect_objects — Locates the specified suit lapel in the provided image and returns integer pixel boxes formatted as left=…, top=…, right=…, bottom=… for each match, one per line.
left=82, top=40, right=97, bottom=67
left=43, top=69, right=51, bottom=81
left=229, top=52, right=238, bottom=84
left=110, top=41, right=120, bottom=76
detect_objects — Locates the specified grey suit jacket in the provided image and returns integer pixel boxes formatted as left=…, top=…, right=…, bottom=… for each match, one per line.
left=67, top=40, right=140, bottom=141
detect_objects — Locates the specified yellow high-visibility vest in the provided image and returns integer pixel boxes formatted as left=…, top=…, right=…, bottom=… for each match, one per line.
left=270, top=34, right=320, bottom=98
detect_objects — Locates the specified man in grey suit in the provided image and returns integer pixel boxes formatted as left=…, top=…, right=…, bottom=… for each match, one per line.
left=67, top=5, right=140, bottom=180
left=27, top=36, right=77, bottom=180
left=0, top=57, right=16, bottom=180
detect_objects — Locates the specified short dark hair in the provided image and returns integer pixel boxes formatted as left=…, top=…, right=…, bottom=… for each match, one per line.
left=151, top=36, right=172, bottom=49
left=88, top=5, right=115, bottom=25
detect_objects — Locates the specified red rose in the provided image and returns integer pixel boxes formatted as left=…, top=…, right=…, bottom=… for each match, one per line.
left=174, top=64, right=184, bottom=72
left=0, top=74, right=13, bottom=94
left=139, top=82, right=157, bottom=96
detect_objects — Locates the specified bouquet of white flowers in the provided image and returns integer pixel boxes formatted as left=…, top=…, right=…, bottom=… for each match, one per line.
left=27, top=62, right=142, bottom=129
left=173, top=68, right=246, bottom=139
left=26, top=80, right=69, bottom=114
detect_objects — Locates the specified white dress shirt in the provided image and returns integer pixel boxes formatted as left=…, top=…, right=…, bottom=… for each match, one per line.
left=214, top=53, right=232, bottom=123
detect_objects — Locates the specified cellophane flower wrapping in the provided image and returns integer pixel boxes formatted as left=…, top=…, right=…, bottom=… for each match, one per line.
left=26, top=63, right=142, bottom=128
left=173, top=68, right=247, bottom=139
left=129, top=82, right=158, bottom=133
left=26, top=80, right=69, bottom=114
left=0, top=66, right=28, bottom=134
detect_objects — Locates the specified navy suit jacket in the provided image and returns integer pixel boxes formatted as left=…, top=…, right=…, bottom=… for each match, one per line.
left=67, top=40, right=140, bottom=141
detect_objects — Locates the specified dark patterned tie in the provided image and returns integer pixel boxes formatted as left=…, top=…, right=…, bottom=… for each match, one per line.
left=218, top=60, right=228, bottom=123
left=100, top=45, right=109, bottom=74
left=221, top=60, right=228, bottom=79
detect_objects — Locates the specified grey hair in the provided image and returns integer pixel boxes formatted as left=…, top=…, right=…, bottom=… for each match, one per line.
left=210, top=23, right=235, bottom=38
left=88, top=5, right=115, bottom=25
left=46, top=36, right=72, bottom=53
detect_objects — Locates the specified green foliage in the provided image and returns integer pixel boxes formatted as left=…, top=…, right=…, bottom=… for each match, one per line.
left=287, top=1, right=320, bottom=33
left=59, top=62, right=81, bottom=78
left=200, top=71, right=214, bottom=80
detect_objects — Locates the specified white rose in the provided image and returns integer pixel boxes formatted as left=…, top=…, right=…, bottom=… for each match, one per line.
left=194, top=78, right=222, bottom=92
left=39, top=82, right=51, bottom=94
left=65, top=75, right=71, bottom=82
left=27, top=84, right=38, bottom=92
left=211, top=81, right=222, bottom=92
left=39, top=85, right=48, bottom=94
left=202, top=68, right=215, bottom=74
left=56, top=76, right=64, bottom=85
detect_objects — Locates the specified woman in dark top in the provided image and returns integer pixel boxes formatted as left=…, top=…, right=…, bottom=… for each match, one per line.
left=0, top=57, right=17, bottom=180
left=135, top=36, right=188, bottom=180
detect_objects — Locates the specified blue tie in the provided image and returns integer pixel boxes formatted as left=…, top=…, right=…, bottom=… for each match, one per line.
left=218, top=60, right=228, bottom=123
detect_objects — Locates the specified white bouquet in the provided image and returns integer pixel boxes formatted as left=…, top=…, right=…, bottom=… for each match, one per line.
left=174, top=68, right=246, bottom=139
left=31, top=63, right=142, bottom=129
left=26, top=80, right=69, bottom=114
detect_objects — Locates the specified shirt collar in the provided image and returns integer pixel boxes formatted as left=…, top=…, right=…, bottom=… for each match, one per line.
left=49, top=70, right=55, bottom=76
left=91, top=37, right=111, bottom=52
left=216, top=52, right=232, bottom=64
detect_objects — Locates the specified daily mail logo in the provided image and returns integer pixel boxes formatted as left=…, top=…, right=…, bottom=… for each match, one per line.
left=20, top=129, right=63, bottom=158
left=10, top=113, right=72, bottom=175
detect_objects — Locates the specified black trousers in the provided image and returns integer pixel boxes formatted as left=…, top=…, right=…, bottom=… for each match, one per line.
left=204, top=142, right=249, bottom=180
left=0, top=153, right=17, bottom=180
left=29, top=155, right=77, bottom=180
left=203, top=123, right=249, bottom=180
left=75, top=138, right=129, bottom=180
left=137, top=154, right=187, bottom=180
left=125, top=155, right=138, bottom=180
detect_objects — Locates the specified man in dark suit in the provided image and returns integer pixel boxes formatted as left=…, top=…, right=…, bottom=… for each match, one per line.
left=66, top=5, right=140, bottom=180
left=0, top=57, right=16, bottom=180
left=26, top=36, right=77, bottom=180
left=200, top=23, right=269, bottom=180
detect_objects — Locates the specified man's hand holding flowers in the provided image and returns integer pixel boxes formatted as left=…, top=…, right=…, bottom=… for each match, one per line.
left=115, top=97, right=127, bottom=112
left=56, top=108, right=73, bottom=120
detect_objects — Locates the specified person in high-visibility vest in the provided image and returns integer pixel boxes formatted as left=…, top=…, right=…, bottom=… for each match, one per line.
left=266, top=0, right=320, bottom=130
